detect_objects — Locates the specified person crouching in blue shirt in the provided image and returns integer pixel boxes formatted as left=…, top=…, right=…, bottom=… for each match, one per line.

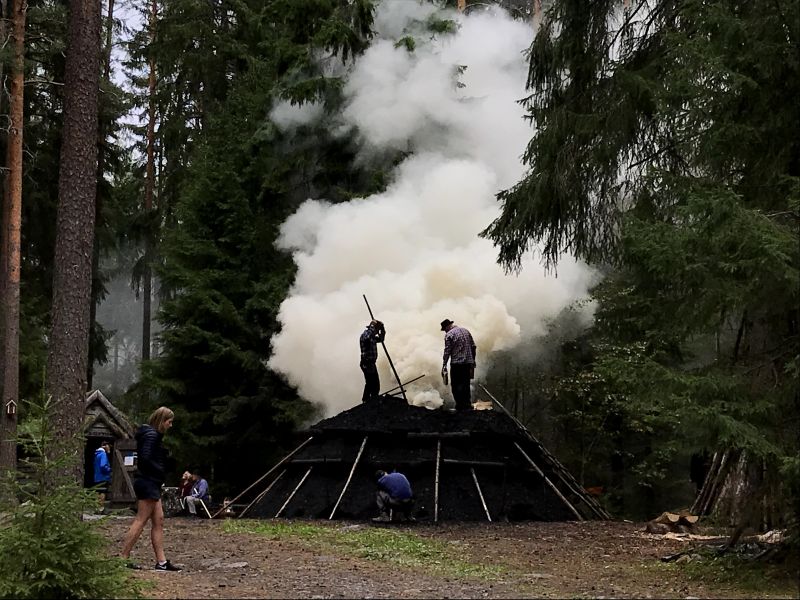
left=373, top=470, right=415, bottom=523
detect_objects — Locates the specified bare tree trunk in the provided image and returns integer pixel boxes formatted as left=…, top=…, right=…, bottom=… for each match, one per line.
left=45, top=0, right=101, bottom=481
left=0, top=0, right=25, bottom=473
left=87, top=0, right=116, bottom=388
left=142, top=0, right=157, bottom=363
left=0, top=0, right=10, bottom=443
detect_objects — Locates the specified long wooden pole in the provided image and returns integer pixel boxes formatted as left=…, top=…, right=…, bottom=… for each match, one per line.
left=210, top=436, right=313, bottom=518
left=471, top=468, right=492, bottom=522
left=482, top=384, right=609, bottom=519
left=275, top=467, right=312, bottom=518
left=514, top=442, right=583, bottom=521
left=239, top=469, right=286, bottom=518
left=381, top=374, right=425, bottom=396
left=363, top=295, right=407, bottom=402
left=434, top=439, right=441, bottom=523
left=329, top=436, right=368, bottom=520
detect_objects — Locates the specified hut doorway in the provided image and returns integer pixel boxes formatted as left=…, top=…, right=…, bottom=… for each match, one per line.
left=83, top=390, right=136, bottom=506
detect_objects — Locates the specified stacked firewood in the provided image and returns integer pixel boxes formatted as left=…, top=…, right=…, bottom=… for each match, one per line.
left=645, top=510, right=700, bottom=534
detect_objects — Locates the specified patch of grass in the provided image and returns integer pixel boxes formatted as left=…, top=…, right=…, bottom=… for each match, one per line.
left=661, top=553, right=798, bottom=597
left=223, top=520, right=505, bottom=580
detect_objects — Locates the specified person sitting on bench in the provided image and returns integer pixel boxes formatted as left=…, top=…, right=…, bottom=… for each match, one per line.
left=185, top=471, right=210, bottom=517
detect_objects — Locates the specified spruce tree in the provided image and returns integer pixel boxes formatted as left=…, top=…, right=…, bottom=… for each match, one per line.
left=484, top=0, right=799, bottom=524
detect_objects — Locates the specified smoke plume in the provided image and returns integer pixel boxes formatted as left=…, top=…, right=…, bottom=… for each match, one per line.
left=268, top=2, right=597, bottom=416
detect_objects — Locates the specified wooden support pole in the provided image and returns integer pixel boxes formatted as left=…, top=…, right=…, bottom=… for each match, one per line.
left=471, top=467, right=492, bottom=522
left=482, top=384, right=610, bottom=519
left=442, top=459, right=506, bottom=468
left=381, top=374, right=425, bottom=396
left=408, top=431, right=470, bottom=439
left=275, top=467, right=313, bottom=518
left=363, top=295, right=407, bottom=402
left=329, top=436, right=368, bottom=520
left=211, top=436, right=314, bottom=519
left=434, top=439, right=441, bottom=523
left=239, top=469, right=286, bottom=518
left=515, top=442, right=583, bottom=521
left=703, top=449, right=733, bottom=515
left=691, top=451, right=721, bottom=515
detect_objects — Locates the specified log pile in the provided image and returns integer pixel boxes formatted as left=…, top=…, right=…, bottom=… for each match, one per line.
left=645, top=510, right=700, bottom=534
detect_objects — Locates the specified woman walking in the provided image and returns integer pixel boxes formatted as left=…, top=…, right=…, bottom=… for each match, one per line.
left=120, top=406, right=182, bottom=571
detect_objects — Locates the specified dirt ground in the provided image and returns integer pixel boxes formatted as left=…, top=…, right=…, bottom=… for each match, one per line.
left=99, top=515, right=798, bottom=599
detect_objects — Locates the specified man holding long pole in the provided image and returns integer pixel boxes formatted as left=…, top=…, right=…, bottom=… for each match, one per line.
left=359, top=319, right=385, bottom=402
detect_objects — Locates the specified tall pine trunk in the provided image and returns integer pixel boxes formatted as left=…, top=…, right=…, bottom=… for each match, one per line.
left=0, top=0, right=25, bottom=473
left=142, top=0, right=157, bottom=363
left=87, top=0, right=116, bottom=388
left=45, top=0, right=101, bottom=479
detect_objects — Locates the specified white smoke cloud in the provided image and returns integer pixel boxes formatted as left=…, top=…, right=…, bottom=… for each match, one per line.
left=268, top=2, right=598, bottom=416
left=270, top=100, right=325, bottom=131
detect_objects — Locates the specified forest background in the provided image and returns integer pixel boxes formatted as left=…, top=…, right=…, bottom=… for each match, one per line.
left=0, top=0, right=797, bottom=525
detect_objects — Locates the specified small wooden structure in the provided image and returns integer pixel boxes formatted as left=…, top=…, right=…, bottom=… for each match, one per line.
left=83, top=390, right=137, bottom=505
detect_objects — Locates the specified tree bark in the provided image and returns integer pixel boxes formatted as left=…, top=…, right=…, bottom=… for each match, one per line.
left=142, top=0, right=157, bottom=363
left=45, top=0, right=101, bottom=480
left=87, top=0, right=116, bottom=388
left=0, top=0, right=26, bottom=473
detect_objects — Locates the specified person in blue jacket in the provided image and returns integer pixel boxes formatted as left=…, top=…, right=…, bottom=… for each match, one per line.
left=372, top=470, right=415, bottom=523
left=93, top=440, right=112, bottom=511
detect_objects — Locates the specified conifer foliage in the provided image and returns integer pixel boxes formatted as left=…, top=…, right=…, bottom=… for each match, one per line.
left=135, top=0, right=380, bottom=491
left=485, top=1, right=799, bottom=520
left=0, top=395, right=142, bottom=599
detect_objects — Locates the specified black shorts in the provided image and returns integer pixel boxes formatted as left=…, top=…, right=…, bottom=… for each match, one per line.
left=94, top=481, right=110, bottom=495
left=133, top=478, right=162, bottom=501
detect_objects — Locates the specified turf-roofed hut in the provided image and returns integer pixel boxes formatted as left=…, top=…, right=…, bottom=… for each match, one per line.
left=229, top=390, right=610, bottom=523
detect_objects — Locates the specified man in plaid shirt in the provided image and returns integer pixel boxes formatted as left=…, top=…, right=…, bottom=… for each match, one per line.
left=440, top=319, right=477, bottom=411
left=360, top=320, right=385, bottom=402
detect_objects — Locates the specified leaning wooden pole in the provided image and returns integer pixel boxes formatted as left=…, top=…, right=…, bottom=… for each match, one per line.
left=275, top=467, right=313, bottom=518
left=329, top=436, right=368, bottom=520
left=515, top=442, right=583, bottom=521
left=363, top=295, right=407, bottom=402
left=239, top=469, right=286, bottom=518
left=382, top=374, right=425, bottom=396
left=482, top=384, right=609, bottom=519
left=211, top=436, right=313, bottom=519
left=471, top=467, right=492, bottom=522
left=434, top=439, right=442, bottom=523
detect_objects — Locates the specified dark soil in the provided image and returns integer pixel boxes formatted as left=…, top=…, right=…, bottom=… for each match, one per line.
left=101, top=516, right=796, bottom=599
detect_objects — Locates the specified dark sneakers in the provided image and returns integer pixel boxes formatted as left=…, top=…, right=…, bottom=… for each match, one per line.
left=154, top=560, right=182, bottom=572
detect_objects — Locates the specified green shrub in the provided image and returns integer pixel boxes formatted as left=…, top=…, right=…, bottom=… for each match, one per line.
left=0, top=396, right=142, bottom=599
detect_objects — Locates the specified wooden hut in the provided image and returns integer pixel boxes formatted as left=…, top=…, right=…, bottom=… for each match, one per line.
left=83, top=390, right=137, bottom=505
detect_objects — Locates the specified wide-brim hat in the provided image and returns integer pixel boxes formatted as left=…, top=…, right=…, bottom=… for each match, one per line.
left=440, top=319, right=453, bottom=331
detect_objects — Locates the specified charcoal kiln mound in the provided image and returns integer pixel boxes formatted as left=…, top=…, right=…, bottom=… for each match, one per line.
left=231, top=393, right=610, bottom=523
